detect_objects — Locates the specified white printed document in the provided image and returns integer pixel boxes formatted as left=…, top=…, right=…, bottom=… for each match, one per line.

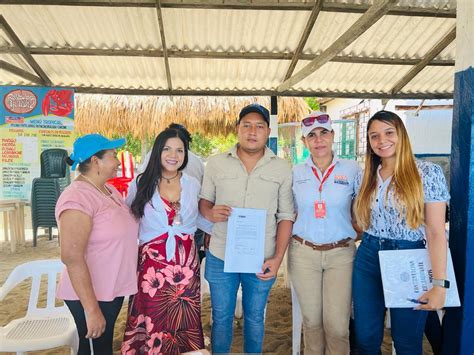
left=379, top=248, right=460, bottom=308
left=224, top=208, right=266, bottom=273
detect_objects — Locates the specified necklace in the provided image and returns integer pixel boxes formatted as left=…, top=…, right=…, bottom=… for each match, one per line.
left=315, top=163, right=330, bottom=174
left=312, top=154, right=333, bottom=174
left=161, top=172, right=180, bottom=184
left=80, top=174, right=120, bottom=206
left=81, top=175, right=122, bottom=207
left=80, top=174, right=112, bottom=197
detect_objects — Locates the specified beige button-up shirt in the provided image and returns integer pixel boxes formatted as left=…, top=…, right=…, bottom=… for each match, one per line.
left=200, top=145, right=295, bottom=260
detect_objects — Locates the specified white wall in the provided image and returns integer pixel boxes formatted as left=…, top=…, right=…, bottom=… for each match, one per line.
left=323, top=98, right=453, bottom=155
left=404, top=110, right=452, bottom=155
left=323, top=98, right=361, bottom=119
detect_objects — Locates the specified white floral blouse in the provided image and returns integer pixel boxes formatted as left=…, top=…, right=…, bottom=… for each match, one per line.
left=355, top=159, right=450, bottom=241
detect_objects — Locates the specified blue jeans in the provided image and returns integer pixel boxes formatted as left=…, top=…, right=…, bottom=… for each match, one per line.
left=204, top=250, right=276, bottom=354
left=352, top=233, right=428, bottom=355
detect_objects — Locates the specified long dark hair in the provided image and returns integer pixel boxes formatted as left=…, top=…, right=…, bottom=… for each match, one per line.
left=354, top=110, right=423, bottom=229
left=131, top=128, right=189, bottom=218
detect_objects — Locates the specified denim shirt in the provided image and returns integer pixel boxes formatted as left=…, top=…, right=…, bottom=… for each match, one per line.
left=355, top=159, right=450, bottom=241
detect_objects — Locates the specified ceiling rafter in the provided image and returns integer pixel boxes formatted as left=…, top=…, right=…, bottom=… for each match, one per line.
left=0, top=15, right=52, bottom=86
left=284, top=0, right=323, bottom=80
left=154, top=0, right=172, bottom=90
left=0, top=1, right=456, bottom=18
left=390, top=26, right=456, bottom=95
left=277, top=0, right=398, bottom=92
left=0, top=60, right=44, bottom=85
left=0, top=46, right=455, bottom=66
left=2, top=84, right=448, bottom=99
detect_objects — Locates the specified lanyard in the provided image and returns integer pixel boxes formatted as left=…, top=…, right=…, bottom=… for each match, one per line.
left=311, top=164, right=336, bottom=198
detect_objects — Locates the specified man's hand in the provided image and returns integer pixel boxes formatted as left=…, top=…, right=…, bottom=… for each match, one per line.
left=208, top=205, right=232, bottom=223
left=85, top=307, right=106, bottom=339
left=256, top=256, right=283, bottom=281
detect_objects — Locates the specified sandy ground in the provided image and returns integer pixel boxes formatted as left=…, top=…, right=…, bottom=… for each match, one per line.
left=0, top=233, right=434, bottom=354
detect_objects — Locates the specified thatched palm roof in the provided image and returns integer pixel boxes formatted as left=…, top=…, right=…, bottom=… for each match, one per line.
left=75, top=95, right=310, bottom=138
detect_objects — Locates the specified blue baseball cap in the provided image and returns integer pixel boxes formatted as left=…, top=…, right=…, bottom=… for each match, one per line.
left=238, top=104, right=270, bottom=126
left=70, top=134, right=125, bottom=171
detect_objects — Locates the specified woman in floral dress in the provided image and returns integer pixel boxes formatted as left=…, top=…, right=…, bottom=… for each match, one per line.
left=121, top=127, right=205, bottom=354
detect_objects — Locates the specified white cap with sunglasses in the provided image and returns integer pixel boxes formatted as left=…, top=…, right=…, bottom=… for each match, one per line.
left=301, top=111, right=333, bottom=137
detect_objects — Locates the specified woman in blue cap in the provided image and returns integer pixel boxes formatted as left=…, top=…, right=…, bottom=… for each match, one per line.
left=56, top=134, right=139, bottom=355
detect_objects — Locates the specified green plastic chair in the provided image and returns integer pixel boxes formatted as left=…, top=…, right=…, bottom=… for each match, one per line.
left=40, top=149, right=68, bottom=178
left=40, top=149, right=71, bottom=192
left=31, top=178, right=61, bottom=247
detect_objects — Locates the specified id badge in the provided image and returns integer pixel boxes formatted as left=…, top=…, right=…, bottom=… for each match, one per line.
left=314, top=201, right=327, bottom=219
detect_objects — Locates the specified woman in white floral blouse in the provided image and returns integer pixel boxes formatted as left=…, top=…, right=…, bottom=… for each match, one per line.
left=353, top=110, right=450, bottom=355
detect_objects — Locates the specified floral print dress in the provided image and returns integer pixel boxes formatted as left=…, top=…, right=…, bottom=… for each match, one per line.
left=122, top=197, right=204, bottom=354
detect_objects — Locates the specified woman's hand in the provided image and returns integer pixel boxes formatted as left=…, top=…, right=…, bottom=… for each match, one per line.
left=417, top=286, right=446, bottom=310
left=85, top=308, right=106, bottom=339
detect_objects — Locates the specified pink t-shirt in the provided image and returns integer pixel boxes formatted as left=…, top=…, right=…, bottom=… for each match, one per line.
left=55, top=181, right=139, bottom=301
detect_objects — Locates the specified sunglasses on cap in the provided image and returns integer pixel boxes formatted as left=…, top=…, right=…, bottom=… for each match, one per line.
left=302, top=114, right=330, bottom=127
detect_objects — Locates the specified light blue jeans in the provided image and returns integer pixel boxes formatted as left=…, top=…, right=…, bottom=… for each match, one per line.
left=204, top=251, right=276, bottom=354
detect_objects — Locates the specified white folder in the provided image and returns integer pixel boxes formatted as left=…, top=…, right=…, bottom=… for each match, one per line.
left=379, top=248, right=461, bottom=308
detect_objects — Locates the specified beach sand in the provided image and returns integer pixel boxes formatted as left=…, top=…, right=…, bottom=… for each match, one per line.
left=0, top=236, right=434, bottom=354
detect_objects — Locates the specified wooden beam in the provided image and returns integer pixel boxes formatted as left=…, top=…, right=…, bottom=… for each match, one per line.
left=0, top=1, right=456, bottom=18
left=330, top=56, right=454, bottom=67
left=0, top=16, right=52, bottom=86
left=0, top=60, right=44, bottom=84
left=154, top=0, right=172, bottom=90
left=414, top=98, right=425, bottom=116
left=277, top=0, right=398, bottom=92
left=390, top=27, right=456, bottom=94
left=320, top=2, right=455, bottom=18
left=317, top=97, right=335, bottom=105
left=395, top=104, right=453, bottom=111
left=9, top=84, right=451, bottom=99
left=0, top=46, right=455, bottom=66
left=284, top=0, right=323, bottom=80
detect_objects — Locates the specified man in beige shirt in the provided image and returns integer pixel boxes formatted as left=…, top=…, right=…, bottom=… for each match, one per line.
left=199, top=103, right=295, bottom=354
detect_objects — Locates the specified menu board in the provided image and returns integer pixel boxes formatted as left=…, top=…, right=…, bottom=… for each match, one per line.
left=0, top=86, right=75, bottom=200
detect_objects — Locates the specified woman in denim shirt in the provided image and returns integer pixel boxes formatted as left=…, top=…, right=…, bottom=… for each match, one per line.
left=353, top=110, right=450, bottom=355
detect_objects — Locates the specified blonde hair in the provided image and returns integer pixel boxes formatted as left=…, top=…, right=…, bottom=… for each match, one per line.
left=354, top=111, right=424, bottom=230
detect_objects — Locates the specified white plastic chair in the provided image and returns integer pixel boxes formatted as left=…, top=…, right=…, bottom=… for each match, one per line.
left=0, top=259, right=78, bottom=355
left=291, top=285, right=303, bottom=355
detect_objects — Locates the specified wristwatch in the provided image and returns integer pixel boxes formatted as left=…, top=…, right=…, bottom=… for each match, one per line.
left=432, top=279, right=450, bottom=288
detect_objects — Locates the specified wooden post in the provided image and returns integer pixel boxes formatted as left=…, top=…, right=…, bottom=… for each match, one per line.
left=268, top=96, right=278, bottom=154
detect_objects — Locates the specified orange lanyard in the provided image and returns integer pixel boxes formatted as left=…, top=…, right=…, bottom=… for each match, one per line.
left=311, top=164, right=336, bottom=197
